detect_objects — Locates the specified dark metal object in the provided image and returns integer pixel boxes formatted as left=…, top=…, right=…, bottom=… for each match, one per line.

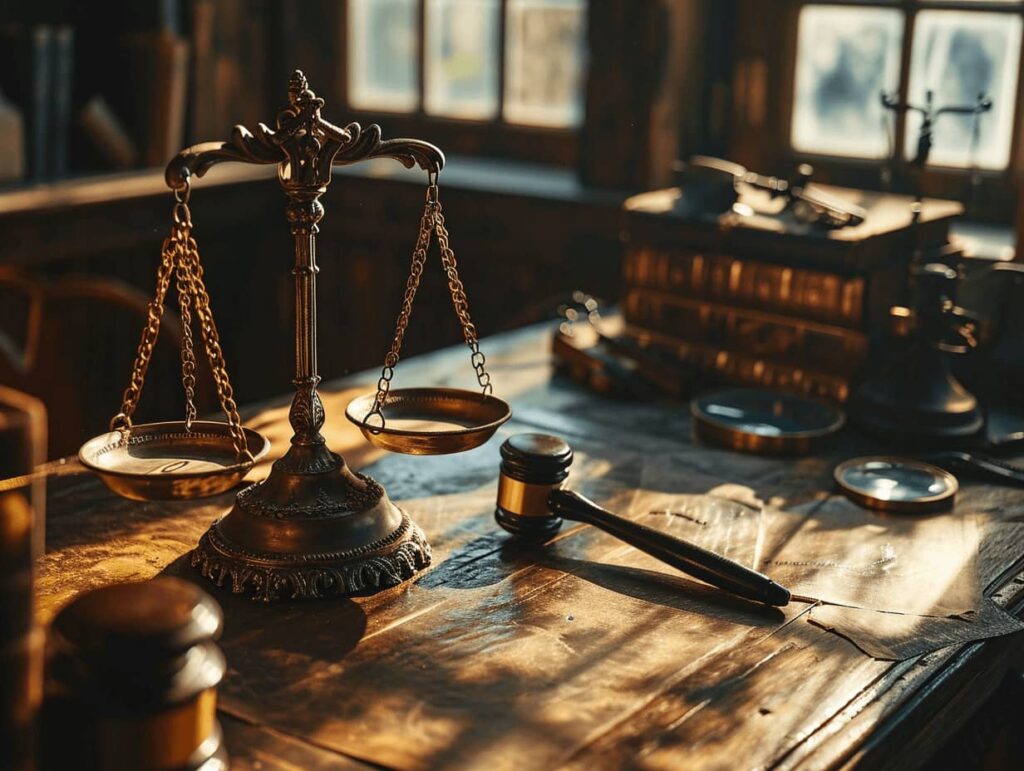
left=175, top=71, right=439, bottom=600
left=918, top=451, right=1024, bottom=488
left=691, top=388, right=845, bottom=456
left=494, top=433, right=791, bottom=606
left=851, top=263, right=984, bottom=444
left=345, top=388, right=510, bottom=455
left=43, top=577, right=228, bottom=770
left=674, top=155, right=867, bottom=228
left=834, top=456, right=958, bottom=514
left=881, top=91, right=992, bottom=171
left=79, top=420, right=270, bottom=500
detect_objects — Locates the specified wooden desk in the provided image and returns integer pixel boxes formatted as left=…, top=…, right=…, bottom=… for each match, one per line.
left=33, top=324, right=1024, bottom=770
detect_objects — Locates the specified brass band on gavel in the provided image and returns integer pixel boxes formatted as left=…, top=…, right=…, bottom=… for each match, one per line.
left=496, top=474, right=561, bottom=519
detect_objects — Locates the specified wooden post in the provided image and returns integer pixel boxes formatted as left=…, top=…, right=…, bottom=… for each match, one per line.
left=579, top=0, right=706, bottom=190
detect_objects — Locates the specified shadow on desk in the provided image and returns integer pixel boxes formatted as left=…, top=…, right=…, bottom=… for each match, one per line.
left=542, top=554, right=787, bottom=627
left=160, top=552, right=369, bottom=664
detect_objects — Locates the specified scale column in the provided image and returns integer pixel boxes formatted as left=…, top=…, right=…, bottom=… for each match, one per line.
left=286, top=193, right=326, bottom=447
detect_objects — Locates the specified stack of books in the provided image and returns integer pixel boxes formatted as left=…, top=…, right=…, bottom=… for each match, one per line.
left=620, top=184, right=963, bottom=401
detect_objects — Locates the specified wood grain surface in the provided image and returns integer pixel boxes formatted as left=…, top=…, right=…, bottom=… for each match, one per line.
left=33, top=324, right=1024, bottom=770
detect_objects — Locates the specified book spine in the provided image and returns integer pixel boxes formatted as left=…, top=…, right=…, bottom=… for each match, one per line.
left=48, top=26, right=74, bottom=178
left=0, top=92, right=25, bottom=181
left=626, top=325, right=851, bottom=403
left=145, top=33, right=189, bottom=167
left=76, top=95, right=140, bottom=169
left=623, top=246, right=866, bottom=329
left=623, top=288, right=868, bottom=377
left=28, top=26, right=53, bottom=180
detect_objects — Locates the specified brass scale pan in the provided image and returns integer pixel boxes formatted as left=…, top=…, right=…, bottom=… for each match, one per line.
left=80, top=175, right=509, bottom=500
left=346, top=388, right=510, bottom=456
left=79, top=421, right=270, bottom=501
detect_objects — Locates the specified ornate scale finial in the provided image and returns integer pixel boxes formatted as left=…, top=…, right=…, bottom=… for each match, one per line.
left=288, top=69, right=308, bottom=99
left=285, top=69, right=321, bottom=113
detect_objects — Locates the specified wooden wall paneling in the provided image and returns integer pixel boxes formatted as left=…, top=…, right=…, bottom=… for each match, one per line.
left=691, top=0, right=737, bottom=160
left=188, top=0, right=272, bottom=144
left=579, top=0, right=698, bottom=190
left=728, top=0, right=795, bottom=175
left=272, top=0, right=344, bottom=110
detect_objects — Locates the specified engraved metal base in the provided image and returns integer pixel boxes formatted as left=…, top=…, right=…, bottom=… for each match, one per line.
left=190, top=442, right=431, bottom=602
left=191, top=510, right=430, bottom=602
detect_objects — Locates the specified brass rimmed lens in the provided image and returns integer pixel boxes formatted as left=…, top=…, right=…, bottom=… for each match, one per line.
left=834, top=456, right=958, bottom=513
left=692, top=388, right=845, bottom=455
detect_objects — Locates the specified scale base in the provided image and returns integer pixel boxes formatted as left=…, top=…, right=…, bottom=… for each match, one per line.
left=190, top=442, right=431, bottom=602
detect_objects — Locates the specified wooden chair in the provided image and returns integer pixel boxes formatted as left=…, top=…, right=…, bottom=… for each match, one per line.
left=0, top=267, right=215, bottom=459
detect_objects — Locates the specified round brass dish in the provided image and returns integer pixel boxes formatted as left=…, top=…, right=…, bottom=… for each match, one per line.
left=79, top=421, right=270, bottom=501
left=834, top=456, right=958, bottom=514
left=692, top=388, right=845, bottom=455
left=346, top=387, right=512, bottom=455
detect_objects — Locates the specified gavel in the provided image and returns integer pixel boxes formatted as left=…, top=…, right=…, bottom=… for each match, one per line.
left=494, top=434, right=790, bottom=606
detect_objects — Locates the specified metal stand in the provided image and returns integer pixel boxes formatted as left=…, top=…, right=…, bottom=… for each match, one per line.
left=172, top=71, right=442, bottom=601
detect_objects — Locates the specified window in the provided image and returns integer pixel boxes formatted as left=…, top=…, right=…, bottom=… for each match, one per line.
left=791, top=5, right=904, bottom=160
left=424, top=0, right=501, bottom=120
left=348, top=0, right=419, bottom=113
left=344, top=0, right=587, bottom=164
left=905, top=9, right=1022, bottom=169
left=790, top=1, right=1024, bottom=172
left=504, top=0, right=587, bottom=127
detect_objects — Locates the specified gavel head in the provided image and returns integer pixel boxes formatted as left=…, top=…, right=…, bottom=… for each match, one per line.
left=494, top=433, right=573, bottom=541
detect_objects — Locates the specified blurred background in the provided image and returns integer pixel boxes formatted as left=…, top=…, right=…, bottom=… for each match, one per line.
left=0, top=0, right=1022, bottom=457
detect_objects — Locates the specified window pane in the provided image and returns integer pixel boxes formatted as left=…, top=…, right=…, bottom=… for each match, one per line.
left=348, top=0, right=419, bottom=112
left=791, top=5, right=903, bottom=158
left=425, top=0, right=500, bottom=119
left=905, top=10, right=1022, bottom=170
left=504, top=0, right=586, bottom=128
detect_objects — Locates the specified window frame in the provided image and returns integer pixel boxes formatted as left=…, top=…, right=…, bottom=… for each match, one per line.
left=337, top=0, right=582, bottom=167
left=775, top=0, right=1024, bottom=222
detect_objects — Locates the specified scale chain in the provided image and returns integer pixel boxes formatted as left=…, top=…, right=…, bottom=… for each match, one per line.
left=110, top=181, right=253, bottom=465
left=365, top=188, right=435, bottom=427
left=174, top=237, right=199, bottom=431
left=180, top=231, right=253, bottom=463
left=111, top=236, right=176, bottom=430
left=434, top=206, right=492, bottom=395
left=365, top=181, right=493, bottom=431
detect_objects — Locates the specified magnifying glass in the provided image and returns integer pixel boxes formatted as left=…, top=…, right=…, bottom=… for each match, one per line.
left=834, top=456, right=958, bottom=513
left=692, top=388, right=845, bottom=455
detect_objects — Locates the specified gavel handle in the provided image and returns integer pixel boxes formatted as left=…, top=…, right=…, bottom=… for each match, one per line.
left=548, top=489, right=790, bottom=606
